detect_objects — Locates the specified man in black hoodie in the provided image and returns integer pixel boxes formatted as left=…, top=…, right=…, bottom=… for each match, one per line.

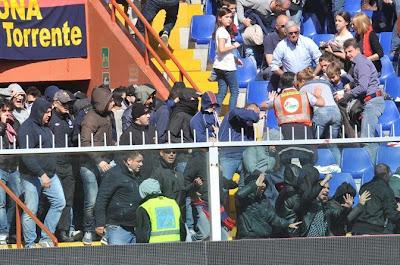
left=48, top=90, right=76, bottom=242
left=18, top=98, right=66, bottom=248
left=95, top=151, right=143, bottom=245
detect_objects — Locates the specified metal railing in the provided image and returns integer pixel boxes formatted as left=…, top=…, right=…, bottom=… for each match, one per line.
left=108, top=0, right=200, bottom=91
left=0, top=125, right=398, bottom=244
left=0, top=181, right=58, bottom=248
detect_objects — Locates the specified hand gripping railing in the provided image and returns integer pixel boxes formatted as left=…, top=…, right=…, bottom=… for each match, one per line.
left=109, top=0, right=200, bottom=92
left=0, top=180, right=58, bottom=248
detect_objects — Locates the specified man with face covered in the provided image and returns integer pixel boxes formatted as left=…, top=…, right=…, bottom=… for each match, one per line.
left=18, top=98, right=66, bottom=248
left=48, top=90, right=77, bottom=242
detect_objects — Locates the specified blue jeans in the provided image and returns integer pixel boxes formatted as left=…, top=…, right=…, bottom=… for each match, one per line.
left=244, top=45, right=264, bottom=69
left=0, top=169, right=21, bottom=235
left=193, top=205, right=228, bottom=241
left=214, top=69, right=239, bottom=111
left=106, top=225, right=136, bottom=245
left=313, top=105, right=342, bottom=139
left=22, top=175, right=65, bottom=247
left=219, top=152, right=244, bottom=188
left=136, top=0, right=179, bottom=35
left=80, top=166, right=99, bottom=233
left=361, top=97, right=385, bottom=138
left=392, top=0, right=400, bottom=54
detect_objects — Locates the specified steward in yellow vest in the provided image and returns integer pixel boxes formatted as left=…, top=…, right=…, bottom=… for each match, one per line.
left=136, top=178, right=186, bottom=243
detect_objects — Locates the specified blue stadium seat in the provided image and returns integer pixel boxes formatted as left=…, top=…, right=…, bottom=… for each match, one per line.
left=265, top=108, right=279, bottom=129
left=344, top=0, right=361, bottom=16
left=328, top=172, right=358, bottom=199
left=190, top=15, right=216, bottom=44
left=237, top=57, right=257, bottom=88
left=208, top=39, right=216, bottom=64
left=246, top=81, right=269, bottom=105
left=301, top=13, right=322, bottom=38
left=312, top=34, right=334, bottom=46
left=380, top=55, right=396, bottom=82
left=379, top=32, right=393, bottom=57
left=390, top=119, right=400, bottom=136
left=384, top=76, right=400, bottom=100
left=316, top=148, right=337, bottom=167
left=377, top=100, right=400, bottom=131
left=341, top=147, right=374, bottom=184
left=376, top=146, right=400, bottom=172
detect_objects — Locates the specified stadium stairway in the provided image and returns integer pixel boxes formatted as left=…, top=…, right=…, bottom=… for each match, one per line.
left=150, top=3, right=241, bottom=109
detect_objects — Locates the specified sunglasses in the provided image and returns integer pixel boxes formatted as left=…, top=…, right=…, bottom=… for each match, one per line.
left=278, top=25, right=285, bottom=28
left=288, top=31, right=299, bottom=35
left=163, top=150, right=176, bottom=155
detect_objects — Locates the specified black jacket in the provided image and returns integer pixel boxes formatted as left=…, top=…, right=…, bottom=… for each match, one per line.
left=301, top=199, right=350, bottom=237
left=95, top=160, right=143, bottom=227
left=49, top=109, right=75, bottom=165
left=151, top=157, right=185, bottom=207
left=135, top=194, right=187, bottom=243
left=236, top=181, right=290, bottom=239
left=352, top=177, right=400, bottom=234
left=0, top=118, right=19, bottom=171
left=119, top=122, right=156, bottom=145
left=18, top=98, right=56, bottom=178
left=168, top=99, right=198, bottom=143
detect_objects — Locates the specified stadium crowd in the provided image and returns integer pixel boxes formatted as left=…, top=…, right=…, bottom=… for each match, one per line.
left=0, top=0, right=400, bottom=249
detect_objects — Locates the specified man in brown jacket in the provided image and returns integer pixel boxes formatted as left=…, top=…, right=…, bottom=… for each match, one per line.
left=80, top=85, right=116, bottom=245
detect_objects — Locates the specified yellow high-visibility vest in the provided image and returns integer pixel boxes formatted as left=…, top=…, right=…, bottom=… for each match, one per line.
left=140, top=196, right=181, bottom=243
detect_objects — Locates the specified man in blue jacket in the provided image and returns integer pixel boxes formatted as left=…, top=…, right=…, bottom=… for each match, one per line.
left=218, top=104, right=261, bottom=187
left=190, top=91, right=220, bottom=142
left=18, top=98, right=66, bottom=248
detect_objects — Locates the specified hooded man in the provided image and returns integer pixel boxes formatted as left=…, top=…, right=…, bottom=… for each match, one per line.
left=352, top=163, right=400, bottom=235
left=168, top=87, right=199, bottom=143
left=80, top=85, right=115, bottom=245
left=18, top=98, right=66, bottom=248
left=122, top=84, right=156, bottom=132
left=190, top=91, right=220, bottom=142
left=135, top=178, right=186, bottom=243
left=9, top=83, right=29, bottom=124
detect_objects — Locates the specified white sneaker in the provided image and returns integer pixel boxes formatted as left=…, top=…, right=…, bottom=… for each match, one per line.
left=38, top=239, right=55, bottom=248
left=0, top=234, right=7, bottom=245
left=160, top=31, right=169, bottom=47
left=82, top=232, right=93, bottom=245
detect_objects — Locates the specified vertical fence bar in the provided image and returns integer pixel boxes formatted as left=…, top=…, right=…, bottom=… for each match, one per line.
left=208, top=146, right=221, bottom=241
left=16, top=205, right=21, bottom=249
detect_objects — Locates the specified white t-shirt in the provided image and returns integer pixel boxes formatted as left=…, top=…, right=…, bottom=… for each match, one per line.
left=334, top=31, right=353, bottom=48
left=213, top=27, right=236, bottom=71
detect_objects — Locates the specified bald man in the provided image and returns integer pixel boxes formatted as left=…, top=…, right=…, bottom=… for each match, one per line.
left=264, top=14, right=289, bottom=66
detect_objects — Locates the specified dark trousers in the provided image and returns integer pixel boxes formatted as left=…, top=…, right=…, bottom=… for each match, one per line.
left=56, top=159, right=76, bottom=232
left=136, top=0, right=179, bottom=36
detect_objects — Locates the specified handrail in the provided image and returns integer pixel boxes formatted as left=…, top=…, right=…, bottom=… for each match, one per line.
left=109, top=0, right=201, bottom=92
left=0, top=180, right=58, bottom=248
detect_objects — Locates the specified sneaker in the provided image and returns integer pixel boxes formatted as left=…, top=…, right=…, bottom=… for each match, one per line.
left=100, top=235, right=108, bottom=246
left=38, top=239, right=55, bottom=248
left=82, top=232, right=93, bottom=245
left=208, top=73, right=217, bottom=82
left=70, top=230, right=83, bottom=241
left=0, top=234, right=7, bottom=245
left=160, top=31, right=169, bottom=47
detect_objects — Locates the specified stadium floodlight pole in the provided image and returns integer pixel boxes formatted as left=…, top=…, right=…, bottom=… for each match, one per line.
left=208, top=146, right=222, bottom=241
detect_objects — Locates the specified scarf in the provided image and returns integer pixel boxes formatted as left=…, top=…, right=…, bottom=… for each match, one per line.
left=6, top=122, right=17, bottom=144
left=363, top=25, right=374, bottom=57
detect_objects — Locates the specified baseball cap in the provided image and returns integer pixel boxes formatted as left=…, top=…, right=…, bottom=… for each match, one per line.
left=54, top=90, right=76, bottom=104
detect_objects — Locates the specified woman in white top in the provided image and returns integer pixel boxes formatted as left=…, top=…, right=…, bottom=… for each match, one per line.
left=324, top=11, right=353, bottom=61
left=213, top=7, right=242, bottom=111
